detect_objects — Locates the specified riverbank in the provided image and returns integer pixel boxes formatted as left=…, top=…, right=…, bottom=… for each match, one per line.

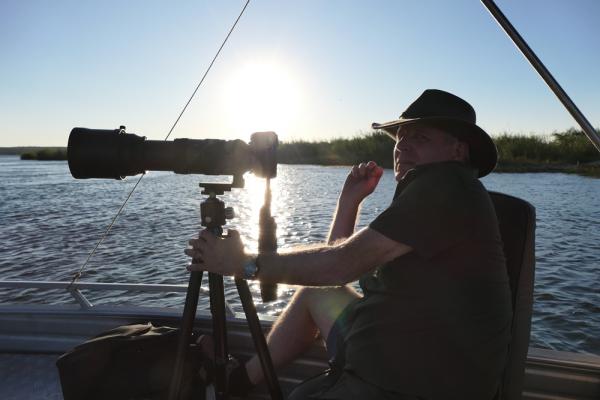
left=20, top=148, right=67, bottom=161
left=494, top=161, right=600, bottom=177
left=276, top=129, right=600, bottom=177
left=3, top=128, right=599, bottom=177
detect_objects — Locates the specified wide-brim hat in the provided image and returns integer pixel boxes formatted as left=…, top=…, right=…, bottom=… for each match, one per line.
left=372, top=89, right=497, bottom=177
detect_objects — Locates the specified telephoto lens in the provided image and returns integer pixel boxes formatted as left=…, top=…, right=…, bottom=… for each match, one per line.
left=67, top=127, right=256, bottom=180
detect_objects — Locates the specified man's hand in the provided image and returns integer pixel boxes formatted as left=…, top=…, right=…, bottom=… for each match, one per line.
left=185, top=229, right=247, bottom=277
left=340, top=161, right=384, bottom=205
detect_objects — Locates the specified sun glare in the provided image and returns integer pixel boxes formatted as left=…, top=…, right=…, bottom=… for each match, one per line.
left=223, top=61, right=303, bottom=139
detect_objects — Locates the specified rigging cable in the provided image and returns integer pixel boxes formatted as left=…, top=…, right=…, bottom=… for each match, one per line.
left=68, top=0, right=252, bottom=288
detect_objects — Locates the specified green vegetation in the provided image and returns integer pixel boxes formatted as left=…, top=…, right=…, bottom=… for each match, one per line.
left=20, top=147, right=67, bottom=160
left=0, top=147, right=59, bottom=155
left=277, top=128, right=600, bottom=177
left=495, top=129, right=599, bottom=164
left=494, top=129, right=600, bottom=177
left=278, top=132, right=393, bottom=168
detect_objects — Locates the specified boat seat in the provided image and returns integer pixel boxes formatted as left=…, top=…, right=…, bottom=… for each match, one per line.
left=489, top=191, right=536, bottom=400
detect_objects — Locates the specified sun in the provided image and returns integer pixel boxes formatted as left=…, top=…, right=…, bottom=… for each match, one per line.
left=222, top=60, right=303, bottom=139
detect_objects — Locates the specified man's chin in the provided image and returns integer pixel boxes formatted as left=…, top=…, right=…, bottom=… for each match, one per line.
left=395, top=171, right=408, bottom=182
left=395, top=165, right=414, bottom=181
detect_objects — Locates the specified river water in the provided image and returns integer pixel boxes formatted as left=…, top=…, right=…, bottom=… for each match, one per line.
left=0, top=156, right=598, bottom=355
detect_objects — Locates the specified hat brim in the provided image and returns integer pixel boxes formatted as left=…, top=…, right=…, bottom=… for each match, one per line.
left=372, top=117, right=497, bottom=178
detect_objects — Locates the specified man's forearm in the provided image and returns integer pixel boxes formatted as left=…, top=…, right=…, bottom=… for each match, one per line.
left=250, top=227, right=409, bottom=287
left=258, top=198, right=362, bottom=286
left=327, top=198, right=361, bottom=244
left=257, top=244, right=351, bottom=286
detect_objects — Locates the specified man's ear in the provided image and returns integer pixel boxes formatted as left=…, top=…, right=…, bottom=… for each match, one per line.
left=453, top=141, right=470, bottom=162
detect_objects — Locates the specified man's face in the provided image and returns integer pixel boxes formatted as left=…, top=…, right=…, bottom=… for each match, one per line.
left=393, top=124, right=466, bottom=182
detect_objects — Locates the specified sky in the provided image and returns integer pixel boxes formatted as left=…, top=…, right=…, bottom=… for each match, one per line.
left=1, top=0, right=599, bottom=146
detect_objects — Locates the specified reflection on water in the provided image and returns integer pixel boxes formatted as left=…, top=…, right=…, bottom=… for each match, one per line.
left=0, top=156, right=598, bottom=355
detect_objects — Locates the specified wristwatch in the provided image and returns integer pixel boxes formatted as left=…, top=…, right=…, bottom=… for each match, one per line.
left=242, top=256, right=260, bottom=280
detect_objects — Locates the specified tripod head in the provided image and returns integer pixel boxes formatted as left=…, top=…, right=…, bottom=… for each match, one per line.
left=199, top=182, right=236, bottom=235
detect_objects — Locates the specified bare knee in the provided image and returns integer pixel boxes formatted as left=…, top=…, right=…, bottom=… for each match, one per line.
left=293, top=286, right=359, bottom=340
left=293, top=286, right=358, bottom=302
left=292, top=286, right=327, bottom=304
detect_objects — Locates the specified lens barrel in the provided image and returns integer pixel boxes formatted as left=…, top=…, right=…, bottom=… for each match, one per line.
left=68, top=127, right=258, bottom=179
left=68, top=127, right=145, bottom=179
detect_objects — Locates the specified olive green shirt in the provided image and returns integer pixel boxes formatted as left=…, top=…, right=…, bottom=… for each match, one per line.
left=340, top=162, right=512, bottom=399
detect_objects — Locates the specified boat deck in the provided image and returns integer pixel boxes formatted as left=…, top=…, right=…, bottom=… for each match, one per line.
left=3, top=348, right=600, bottom=400
left=0, top=351, right=285, bottom=400
left=1, top=353, right=63, bottom=400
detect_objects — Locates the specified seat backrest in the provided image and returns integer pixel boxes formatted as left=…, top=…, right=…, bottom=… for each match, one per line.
left=489, top=192, right=536, bottom=400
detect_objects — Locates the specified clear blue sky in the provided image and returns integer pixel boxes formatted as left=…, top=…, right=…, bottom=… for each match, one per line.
left=1, top=0, right=599, bottom=146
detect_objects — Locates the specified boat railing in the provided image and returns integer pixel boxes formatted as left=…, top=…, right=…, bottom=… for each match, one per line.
left=0, top=279, right=236, bottom=317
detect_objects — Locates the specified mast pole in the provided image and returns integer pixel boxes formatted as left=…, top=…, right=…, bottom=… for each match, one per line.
left=481, top=0, right=600, bottom=152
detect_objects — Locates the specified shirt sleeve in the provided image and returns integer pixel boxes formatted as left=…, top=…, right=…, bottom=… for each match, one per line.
left=369, top=167, right=475, bottom=259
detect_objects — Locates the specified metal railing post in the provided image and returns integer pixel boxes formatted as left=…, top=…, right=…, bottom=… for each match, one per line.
left=481, top=0, right=600, bottom=152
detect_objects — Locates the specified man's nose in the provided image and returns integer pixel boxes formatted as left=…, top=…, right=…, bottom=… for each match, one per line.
left=395, top=139, right=410, bottom=152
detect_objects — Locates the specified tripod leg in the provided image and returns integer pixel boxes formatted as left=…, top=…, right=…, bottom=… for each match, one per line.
left=235, top=278, right=284, bottom=400
left=209, top=272, right=229, bottom=399
left=168, top=270, right=204, bottom=400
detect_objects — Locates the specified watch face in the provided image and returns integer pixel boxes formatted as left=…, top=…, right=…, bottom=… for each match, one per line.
left=244, top=260, right=257, bottom=279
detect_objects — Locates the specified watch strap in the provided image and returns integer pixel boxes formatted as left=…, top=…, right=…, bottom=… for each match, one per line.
left=243, top=256, right=260, bottom=280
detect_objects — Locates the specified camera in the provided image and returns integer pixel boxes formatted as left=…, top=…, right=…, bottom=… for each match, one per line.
left=67, top=126, right=277, bottom=181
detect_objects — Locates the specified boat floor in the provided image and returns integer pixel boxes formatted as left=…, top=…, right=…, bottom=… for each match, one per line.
left=1, top=353, right=63, bottom=400
left=0, top=352, right=280, bottom=400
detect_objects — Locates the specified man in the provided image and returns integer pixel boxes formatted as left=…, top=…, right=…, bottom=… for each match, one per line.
left=185, top=89, right=512, bottom=399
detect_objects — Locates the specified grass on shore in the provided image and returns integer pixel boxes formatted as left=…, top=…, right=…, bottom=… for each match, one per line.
left=279, top=128, right=600, bottom=177
left=494, top=129, right=599, bottom=165
left=20, top=148, right=67, bottom=161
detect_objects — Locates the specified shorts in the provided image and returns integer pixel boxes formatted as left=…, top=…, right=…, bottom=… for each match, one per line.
left=325, top=297, right=358, bottom=365
left=288, top=299, right=422, bottom=400
left=287, top=368, right=421, bottom=400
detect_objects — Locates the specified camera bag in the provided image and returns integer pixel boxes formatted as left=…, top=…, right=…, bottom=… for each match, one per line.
left=56, top=322, right=208, bottom=400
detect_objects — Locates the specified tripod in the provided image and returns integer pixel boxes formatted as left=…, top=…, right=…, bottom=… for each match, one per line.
left=168, top=180, right=283, bottom=400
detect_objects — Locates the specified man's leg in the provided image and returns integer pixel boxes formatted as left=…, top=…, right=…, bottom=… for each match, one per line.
left=245, top=285, right=360, bottom=385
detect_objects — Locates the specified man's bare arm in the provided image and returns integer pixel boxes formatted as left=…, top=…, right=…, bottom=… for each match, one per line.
left=257, top=228, right=412, bottom=286
left=327, top=161, right=384, bottom=244
left=327, top=199, right=360, bottom=245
